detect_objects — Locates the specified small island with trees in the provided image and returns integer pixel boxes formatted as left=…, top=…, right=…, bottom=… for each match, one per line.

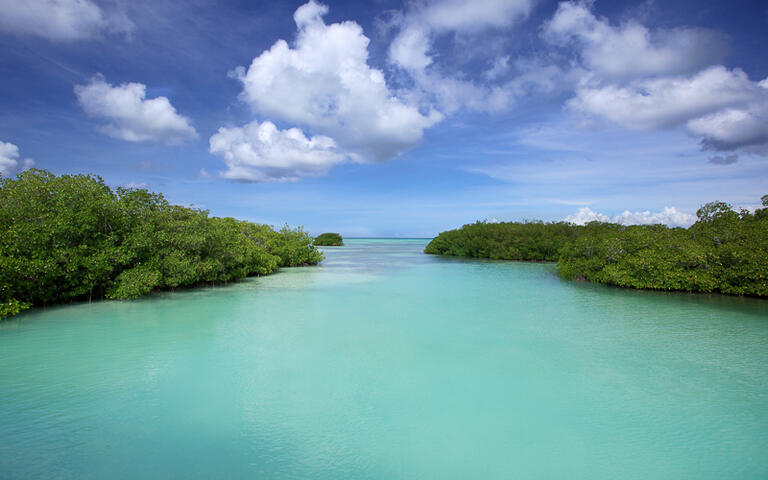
left=313, top=232, right=344, bottom=246
left=426, top=195, right=768, bottom=297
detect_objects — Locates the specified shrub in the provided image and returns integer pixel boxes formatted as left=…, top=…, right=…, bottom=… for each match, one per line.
left=314, top=232, right=344, bottom=246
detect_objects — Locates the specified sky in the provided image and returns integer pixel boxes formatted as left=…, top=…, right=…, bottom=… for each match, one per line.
left=0, top=0, right=767, bottom=237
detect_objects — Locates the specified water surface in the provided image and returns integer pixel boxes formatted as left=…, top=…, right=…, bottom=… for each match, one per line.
left=1, top=239, right=767, bottom=479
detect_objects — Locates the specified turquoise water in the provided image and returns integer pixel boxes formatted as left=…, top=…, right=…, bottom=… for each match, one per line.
left=1, top=238, right=767, bottom=479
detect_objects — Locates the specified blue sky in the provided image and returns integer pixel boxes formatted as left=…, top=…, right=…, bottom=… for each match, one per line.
left=1, top=0, right=767, bottom=236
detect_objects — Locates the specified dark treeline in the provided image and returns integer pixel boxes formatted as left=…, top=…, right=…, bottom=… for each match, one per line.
left=313, top=232, right=344, bottom=246
left=0, top=170, right=323, bottom=319
left=425, top=196, right=768, bottom=297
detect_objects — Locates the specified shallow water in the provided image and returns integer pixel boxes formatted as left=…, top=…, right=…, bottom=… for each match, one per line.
left=1, top=239, right=767, bottom=479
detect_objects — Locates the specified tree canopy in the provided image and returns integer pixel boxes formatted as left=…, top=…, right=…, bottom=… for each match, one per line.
left=0, top=170, right=323, bottom=319
left=313, top=232, right=344, bottom=246
left=426, top=197, right=768, bottom=297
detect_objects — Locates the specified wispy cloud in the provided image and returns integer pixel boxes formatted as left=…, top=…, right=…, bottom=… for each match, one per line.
left=0, top=0, right=133, bottom=42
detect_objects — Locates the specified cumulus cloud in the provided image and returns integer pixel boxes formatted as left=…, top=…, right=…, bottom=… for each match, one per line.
left=0, top=0, right=133, bottom=42
left=0, top=141, right=34, bottom=178
left=612, top=207, right=696, bottom=227
left=569, top=66, right=760, bottom=130
left=209, top=120, right=346, bottom=182
left=569, top=66, right=768, bottom=153
left=542, top=2, right=768, bottom=156
left=687, top=104, right=768, bottom=152
left=565, top=206, right=696, bottom=227
left=389, top=24, right=434, bottom=72
left=544, top=1, right=728, bottom=79
left=388, top=0, right=536, bottom=113
left=564, top=207, right=610, bottom=224
left=231, top=1, right=440, bottom=166
left=75, top=75, right=198, bottom=144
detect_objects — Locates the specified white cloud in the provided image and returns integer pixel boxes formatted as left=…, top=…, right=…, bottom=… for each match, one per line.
left=388, top=0, right=536, bottom=113
left=389, top=24, right=433, bottom=71
left=209, top=120, right=346, bottom=182
left=0, top=0, right=133, bottom=42
left=292, top=0, right=327, bottom=28
left=612, top=207, right=696, bottom=227
left=569, top=66, right=760, bottom=130
left=75, top=75, right=198, bottom=144
left=541, top=3, right=768, bottom=156
left=565, top=206, right=695, bottom=227
left=687, top=103, right=768, bottom=152
left=569, top=67, right=768, bottom=153
left=564, top=207, right=610, bottom=224
left=544, top=1, right=727, bottom=79
left=0, top=141, right=34, bottom=178
left=124, top=182, right=148, bottom=189
left=232, top=1, right=440, bottom=164
left=416, top=0, right=536, bottom=33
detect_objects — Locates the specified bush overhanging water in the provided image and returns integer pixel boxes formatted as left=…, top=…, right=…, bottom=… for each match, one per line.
left=425, top=196, right=768, bottom=297
left=0, top=170, right=324, bottom=319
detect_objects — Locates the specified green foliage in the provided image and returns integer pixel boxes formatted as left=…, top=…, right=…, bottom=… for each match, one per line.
left=269, top=225, right=325, bottom=266
left=424, top=220, right=577, bottom=261
left=0, top=299, right=31, bottom=320
left=427, top=197, right=768, bottom=297
left=107, top=265, right=161, bottom=300
left=0, top=170, right=324, bottom=319
left=557, top=223, right=722, bottom=292
left=314, top=232, right=344, bottom=246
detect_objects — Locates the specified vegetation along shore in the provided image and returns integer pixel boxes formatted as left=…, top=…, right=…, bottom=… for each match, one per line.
left=3, top=169, right=765, bottom=321
left=426, top=196, right=768, bottom=297
left=0, top=170, right=324, bottom=319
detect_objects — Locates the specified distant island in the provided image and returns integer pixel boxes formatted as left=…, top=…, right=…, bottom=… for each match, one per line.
left=314, top=232, right=344, bottom=246
left=426, top=195, right=768, bottom=298
left=0, top=170, right=324, bottom=320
